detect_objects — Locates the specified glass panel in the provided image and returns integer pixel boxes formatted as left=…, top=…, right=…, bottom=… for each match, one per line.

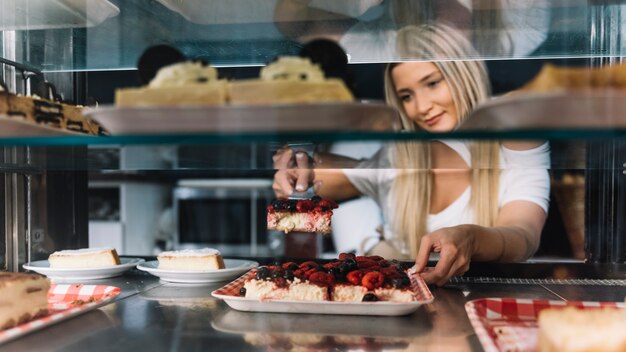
left=2, top=0, right=622, bottom=71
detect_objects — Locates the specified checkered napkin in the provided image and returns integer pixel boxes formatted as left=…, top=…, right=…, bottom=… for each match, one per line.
left=465, top=298, right=625, bottom=352
left=212, top=268, right=434, bottom=302
left=0, top=284, right=121, bottom=344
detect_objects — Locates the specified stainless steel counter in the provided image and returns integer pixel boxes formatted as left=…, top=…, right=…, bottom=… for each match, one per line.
left=2, top=267, right=626, bottom=352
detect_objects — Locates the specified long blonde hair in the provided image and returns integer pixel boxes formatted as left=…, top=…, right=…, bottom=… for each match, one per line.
left=384, top=24, right=501, bottom=258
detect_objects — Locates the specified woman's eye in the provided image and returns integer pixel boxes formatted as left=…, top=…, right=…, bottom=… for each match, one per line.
left=427, top=79, right=441, bottom=88
left=399, top=94, right=412, bottom=103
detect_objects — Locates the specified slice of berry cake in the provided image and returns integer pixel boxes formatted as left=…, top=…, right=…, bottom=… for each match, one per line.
left=241, top=253, right=418, bottom=303
left=267, top=197, right=338, bottom=234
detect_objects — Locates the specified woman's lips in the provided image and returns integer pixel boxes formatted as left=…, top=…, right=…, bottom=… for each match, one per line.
left=424, top=112, right=444, bottom=127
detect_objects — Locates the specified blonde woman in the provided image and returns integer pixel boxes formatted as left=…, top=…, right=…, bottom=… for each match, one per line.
left=272, top=24, right=550, bottom=286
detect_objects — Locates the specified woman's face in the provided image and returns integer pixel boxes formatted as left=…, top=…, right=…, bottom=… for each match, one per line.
left=391, top=62, right=459, bottom=132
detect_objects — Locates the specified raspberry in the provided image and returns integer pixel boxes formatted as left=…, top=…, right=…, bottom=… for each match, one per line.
left=361, top=271, right=385, bottom=290
left=296, top=200, right=315, bottom=212
left=338, top=252, right=356, bottom=261
left=346, top=270, right=364, bottom=285
left=308, top=272, right=334, bottom=286
left=282, top=262, right=299, bottom=271
left=299, top=261, right=319, bottom=270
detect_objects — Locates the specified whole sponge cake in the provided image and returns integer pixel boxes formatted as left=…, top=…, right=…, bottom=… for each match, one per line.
left=242, top=253, right=417, bottom=303
left=267, top=197, right=338, bottom=234
left=115, top=61, right=228, bottom=107
left=538, top=306, right=626, bottom=352
left=0, top=272, right=50, bottom=330
left=157, top=248, right=225, bottom=271
left=48, top=247, right=121, bottom=268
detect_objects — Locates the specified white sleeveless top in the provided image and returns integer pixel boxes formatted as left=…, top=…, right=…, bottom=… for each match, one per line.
left=342, top=141, right=550, bottom=235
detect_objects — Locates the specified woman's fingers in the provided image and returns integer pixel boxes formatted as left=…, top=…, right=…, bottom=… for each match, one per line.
left=273, top=169, right=296, bottom=198
left=420, top=245, right=457, bottom=286
left=294, top=168, right=314, bottom=192
left=273, top=147, right=294, bottom=169
left=414, top=235, right=434, bottom=273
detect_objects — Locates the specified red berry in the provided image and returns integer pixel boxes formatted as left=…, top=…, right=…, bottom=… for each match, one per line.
left=308, top=272, right=334, bottom=286
left=361, top=271, right=385, bottom=290
left=338, top=253, right=356, bottom=261
left=299, top=261, right=319, bottom=269
left=346, top=270, right=364, bottom=285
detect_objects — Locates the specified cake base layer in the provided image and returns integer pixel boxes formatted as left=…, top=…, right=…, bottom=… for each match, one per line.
left=228, top=79, right=353, bottom=105
left=49, top=248, right=121, bottom=268
left=115, top=81, right=228, bottom=107
left=267, top=211, right=332, bottom=234
left=244, top=278, right=328, bottom=301
left=158, top=253, right=225, bottom=271
left=0, top=272, right=50, bottom=330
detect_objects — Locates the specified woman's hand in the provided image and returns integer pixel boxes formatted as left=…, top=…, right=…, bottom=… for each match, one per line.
left=413, top=225, right=476, bottom=287
left=272, top=146, right=318, bottom=198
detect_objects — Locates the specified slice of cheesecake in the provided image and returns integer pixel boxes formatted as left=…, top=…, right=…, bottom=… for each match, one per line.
left=0, top=272, right=50, bottom=330
left=157, top=248, right=225, bottom=271
left=48, top=247, right=121, bottom=268
left=267, top=199, right=338, bottom=234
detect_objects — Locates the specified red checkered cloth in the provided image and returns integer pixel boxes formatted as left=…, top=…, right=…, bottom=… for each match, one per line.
left=0, top=284, right=120, bottom=345
left=213, top=268, right=433, bottom=302
left=465, top=298, right=626, bottom=352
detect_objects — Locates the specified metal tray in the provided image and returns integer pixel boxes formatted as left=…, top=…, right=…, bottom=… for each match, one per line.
left=85, top=102, right=398, bottom=135
left=461, top=91, right=626, bottom=131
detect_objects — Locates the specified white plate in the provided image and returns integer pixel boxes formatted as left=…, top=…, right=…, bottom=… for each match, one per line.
left=136, top=259, right=259, bottom=283
left=22, top=258, right=144, bottom=281
left=212, top=270, right=434, bottom=316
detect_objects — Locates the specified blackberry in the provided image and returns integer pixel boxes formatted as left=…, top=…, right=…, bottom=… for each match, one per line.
left=239, top=287, right=247, bottom=296
left=362, top=293, right=379, bottom=302
left=311, top=195, right=322, bottom=202
left=256, top=266, right=270, bottom=280
left=271, top=269, right=285, bottom=279
left=272, top=259, right=283, bottom=267
left=271, top=200, right=286, bottom=210
left=283, top=270, right=294, bottom=281
left=285, top=200, right=298, bottom=211
left=328, top=267, right=345, bottom=280
left=342, top=258, right=359, bottom=271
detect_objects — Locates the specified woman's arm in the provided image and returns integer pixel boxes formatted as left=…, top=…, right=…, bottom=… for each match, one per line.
left=414, top=200, right=546, bottom=286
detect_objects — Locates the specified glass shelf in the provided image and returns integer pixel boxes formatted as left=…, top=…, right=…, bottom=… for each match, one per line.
left=4, top=0, right=619, bottom=72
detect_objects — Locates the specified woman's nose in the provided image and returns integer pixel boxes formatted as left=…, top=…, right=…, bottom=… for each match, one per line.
left=415, top=95, right=433, bottom=116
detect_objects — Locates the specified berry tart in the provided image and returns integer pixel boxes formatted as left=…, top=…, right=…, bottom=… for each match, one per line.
left=241, top=253, right=418, bottom=303
left=267, top=197, right=338, bottom=234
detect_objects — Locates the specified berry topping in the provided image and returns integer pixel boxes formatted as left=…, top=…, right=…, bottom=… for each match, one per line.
left=239, top=287, right=247, bottom=296
left=256, top=267, right=270, bottom=280
left=346, top=270, right=364, bottom=285
left=361, top=271, right=385, bottom=290
left=271, top=269, right=285, bottom=279
left=311, top=195, right=322, bottom=202
left=299, top=261, right=319, bottom=270
left=282, top=262, right=299, bottom=271
left=296, top=200, right=315, bottom=212
left=308, top=272, right=335, bottom=286
left=362, top=293, right=379, bottom=302
left=283, top=270, right=295, bottom=281
left=338, top=252, right=356, bottom=261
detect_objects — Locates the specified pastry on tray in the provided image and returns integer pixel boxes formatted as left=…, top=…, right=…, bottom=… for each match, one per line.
left=228, top=56, right=354, bottom=105
left=519, top=63, right=626, bottom=93
left=0, top=272, right=50, bottom=330
left=241, top=253, right=419, bottom=302
left=537, top=305, right=626, bottom=352
left=0, top=86, right=102, bottom=135
left=115, top=61, right=228, bottom=107
left=48, top=247, right=121, bottom=268
left=266, top=197, right=338, bottom=234
left=157, top=248, right=225, bottom=271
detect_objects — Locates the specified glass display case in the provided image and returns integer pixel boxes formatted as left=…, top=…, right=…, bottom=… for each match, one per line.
left=1, top=1, right=626, bottom=351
